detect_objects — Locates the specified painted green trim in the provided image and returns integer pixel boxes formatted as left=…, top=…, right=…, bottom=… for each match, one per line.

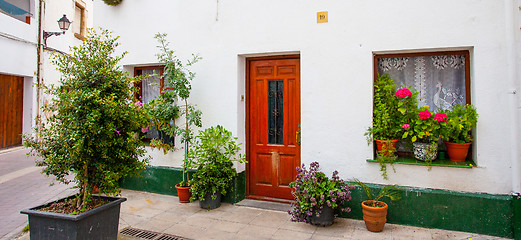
left=121, top=166, right=515, bottom=238
left=513, top=194, right=521, bottom=240
left=343, top=183, right=513, bottom=238
left=367, top=156, right=475, bottom=168
left=119, top=166, right=246, bottom=204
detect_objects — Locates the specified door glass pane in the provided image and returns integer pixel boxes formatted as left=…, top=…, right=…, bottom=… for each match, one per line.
left=268, top=80, right=284, bottom=144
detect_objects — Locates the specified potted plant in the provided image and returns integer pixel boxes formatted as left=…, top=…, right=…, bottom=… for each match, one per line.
left=288, top=162, right=355, bottom=226
left=353, top=179, right=402, bottom=232
left=21, top=29, right=148, bottom=239
left=441, top=104, right=478, bottom=162
left=365, top=74, right=402, bottom=156
left=401, top=105, right=447, bottom=163
left=103, top=0, right=123, bottom=6
left=188, top=125, right=245, bottom=209
left=154, top=33, right=203, bottom=202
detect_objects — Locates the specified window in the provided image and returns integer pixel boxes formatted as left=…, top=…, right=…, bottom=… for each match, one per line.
left=0, top=0, right=32, bottom=23
left=371, top=50, right=474, bottom=167
left=135, top=66, right=165, bottom=140
left=374, top=50, right=470, bottom=111
left=73, top=0, right=86, bottom=40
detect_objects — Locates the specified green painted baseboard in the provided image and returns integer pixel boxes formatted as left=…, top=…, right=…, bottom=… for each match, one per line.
left=119, top=165, right=245, bottom=204
left=344, top=184, right=514, bottom=239
left=120, top=166, right=515, bottom=238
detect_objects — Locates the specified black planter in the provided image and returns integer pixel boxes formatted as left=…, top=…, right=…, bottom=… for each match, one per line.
left=309, top=205, right=335, bottom=226
left=199, top=192, right=221, bottom=210
left=20, top=195, right=126, bottom=240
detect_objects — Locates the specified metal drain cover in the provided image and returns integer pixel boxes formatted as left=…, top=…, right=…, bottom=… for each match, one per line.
left=119, top=227, right=190, bottom=240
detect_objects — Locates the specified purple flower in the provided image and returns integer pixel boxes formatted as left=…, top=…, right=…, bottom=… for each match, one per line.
left=134, top=101, right=143, bottom=107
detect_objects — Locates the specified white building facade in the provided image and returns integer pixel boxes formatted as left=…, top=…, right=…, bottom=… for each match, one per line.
left=94, top=0, right=521, bottom=238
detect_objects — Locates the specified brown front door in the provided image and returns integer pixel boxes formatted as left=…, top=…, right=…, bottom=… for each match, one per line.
left=247, top=56, right=300, bottom=200
left=0, top=74, right=24, bottom=149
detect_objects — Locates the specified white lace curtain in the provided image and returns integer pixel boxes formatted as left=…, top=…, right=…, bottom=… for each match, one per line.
left=377, top=54, right=466, bottom=112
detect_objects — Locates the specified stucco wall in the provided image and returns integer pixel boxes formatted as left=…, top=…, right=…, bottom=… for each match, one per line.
left=94, top=0, right=521, bottom=195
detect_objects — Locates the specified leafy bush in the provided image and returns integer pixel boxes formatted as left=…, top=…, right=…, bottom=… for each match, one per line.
left=23, top=29, right=149, bottom=210
left=288, top=162, right=354, bottom=223
left=188, top=125, right=245, bottom=202
left=441, top=104, right=478, bottom=144
left=366, top=74, right=402, bottom=142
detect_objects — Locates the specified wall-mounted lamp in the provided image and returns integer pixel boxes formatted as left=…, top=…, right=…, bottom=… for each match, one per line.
left=43, top=14, right=71, bottom=46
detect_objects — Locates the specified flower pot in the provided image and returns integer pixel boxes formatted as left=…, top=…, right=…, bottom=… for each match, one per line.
left=309, top=205, right=335, bottom=226
left=375, top=139, right=399, bottom=157
left=412, top=142, right=438, bottom=161
left=175, top=183, right=192, bottom=203
left=361, top=200, right=388, bottom=232
left=20, top=195, right=125, bottom=240
left=199, top=192, right=222, bottom=210
left=445, top=141, right=471, bottom=162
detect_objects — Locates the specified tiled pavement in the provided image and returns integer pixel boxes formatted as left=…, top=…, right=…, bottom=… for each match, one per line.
left=15, top=189, right=509, bottom=240
left=0, top=147, right=76, bottom=240
left=3, top=147, right=511, bottom=240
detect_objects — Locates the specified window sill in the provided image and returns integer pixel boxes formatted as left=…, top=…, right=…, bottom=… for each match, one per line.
left=366, top=156, right=476, bottom=168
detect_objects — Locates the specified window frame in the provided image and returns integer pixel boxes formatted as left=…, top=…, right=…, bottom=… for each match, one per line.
left=371, top=50, right=474, bottom=164
left=73, top=0, right=87, bottom=40
left=134, top=66, right=166, bottom=142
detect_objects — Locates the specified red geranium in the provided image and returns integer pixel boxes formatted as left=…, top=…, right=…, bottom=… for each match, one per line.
left=418, top=110, right=432, bottom=119
left=434, top=113, right=448, bottom=123
left=395, top=88, right=413, bottom=98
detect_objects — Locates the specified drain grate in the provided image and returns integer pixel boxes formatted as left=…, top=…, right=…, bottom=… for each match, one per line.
left=119, top=227, right=190, bottom=240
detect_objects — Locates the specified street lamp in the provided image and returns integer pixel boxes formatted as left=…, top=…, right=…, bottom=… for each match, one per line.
left=43, top=14, right=71, bottom=46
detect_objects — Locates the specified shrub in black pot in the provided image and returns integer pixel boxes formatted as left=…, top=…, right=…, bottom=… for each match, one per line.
left=21, top=28, right=149, bottom=239
left=188, top=125, right=245, bottom=210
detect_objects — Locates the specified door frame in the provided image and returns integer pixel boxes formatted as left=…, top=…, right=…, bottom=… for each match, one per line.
left=245, top=54, right=301, bottom=201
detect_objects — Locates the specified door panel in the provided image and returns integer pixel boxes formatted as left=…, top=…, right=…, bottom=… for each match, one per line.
left=0, top=74, right=24, bottom=149
left=248, top=57, right=300, bottom=200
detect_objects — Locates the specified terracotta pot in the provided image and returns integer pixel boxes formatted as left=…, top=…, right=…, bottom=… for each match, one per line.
left=175, top=184, right=192, bottom=203
left=361, top=200, right=388, bottom=232
left=375, top=139, right=399, bottom=157
left=445, top=141, right=471, bottom=162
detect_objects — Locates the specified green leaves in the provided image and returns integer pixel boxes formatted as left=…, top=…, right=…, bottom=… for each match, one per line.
left=188, top=126, right=246, bottom=202
left=24, top=28, right=149, bottom=210
left=352, top=179, right=401, bottom=205
left=440, top=104, right=478, bottom=144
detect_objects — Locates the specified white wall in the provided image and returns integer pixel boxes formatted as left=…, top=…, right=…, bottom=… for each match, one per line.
left=0, top=2, right=38, bottom=137
left=95, top=0, right=520, bottom=195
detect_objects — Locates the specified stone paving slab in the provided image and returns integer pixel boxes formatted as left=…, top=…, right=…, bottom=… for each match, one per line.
left=10, top=189, right=512, bottom=239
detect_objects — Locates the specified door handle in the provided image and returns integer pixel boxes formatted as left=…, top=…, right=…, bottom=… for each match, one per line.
left=296, top=124, right=301, bottom=146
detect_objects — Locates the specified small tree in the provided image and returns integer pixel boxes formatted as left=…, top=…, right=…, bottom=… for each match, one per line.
left=23, top=29, right=149, bottom=210
left=153, top=33, right=202, bottom=186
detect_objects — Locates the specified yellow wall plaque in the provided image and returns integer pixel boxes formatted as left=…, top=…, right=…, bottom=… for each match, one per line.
left=317, top=11, right=328, bottom=23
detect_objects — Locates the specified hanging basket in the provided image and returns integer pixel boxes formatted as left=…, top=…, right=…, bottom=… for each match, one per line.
left=103, top=0, right=123, bottom=6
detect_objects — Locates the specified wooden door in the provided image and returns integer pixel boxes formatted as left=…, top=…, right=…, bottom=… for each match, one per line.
left=247, top=56, right=300, bottom=200
left=0, top=74, right=24, bottom=149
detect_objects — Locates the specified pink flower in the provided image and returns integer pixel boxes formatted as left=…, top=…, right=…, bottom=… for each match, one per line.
left=115, top=129, right=121, bottom=135
left=402, top=124, right=410, bottom=129
left=418, top=110, right=432, bottom=119
left=434, top=113, right=448, bottom=123
left=135, top=101, right=143, bottom=107
left=395, top=88, right=412, bottom=98
left=141, top=126, right=149, bottom=133
left=160, top=90, right=165, bottom=94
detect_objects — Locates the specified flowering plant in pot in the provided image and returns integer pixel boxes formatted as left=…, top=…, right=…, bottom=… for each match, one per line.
left=401, top=105, right=447, bottom=163
left=440, top=104, right=478, bottom=162
left=188, top=125, right=245, bottom=209
left=21, top=29, right=148, bottom=239
left=352, top=179, right=401, bottom=232
left=288, top=162, right=355, bottom=226
left=154, top=33, right=203, bottom=202
left=365, top=74, right=402, bottom=156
